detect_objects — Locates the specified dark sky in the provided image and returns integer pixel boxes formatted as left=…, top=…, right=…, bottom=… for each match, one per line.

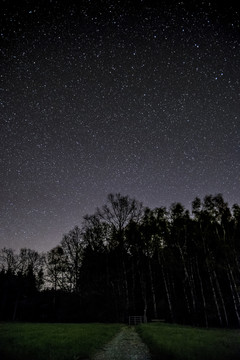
left=1, top=0, right=240, bottom=252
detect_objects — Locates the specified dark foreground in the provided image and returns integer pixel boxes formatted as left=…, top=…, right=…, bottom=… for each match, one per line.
left=0, top=322, right=240, bottom=360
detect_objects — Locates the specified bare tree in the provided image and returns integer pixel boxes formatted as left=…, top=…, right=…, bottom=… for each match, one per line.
left=46, top=246, right=68, bottom=291
left=61, top=226, right=85, bottom=293
left=96, top=193, right=143, bottom=316
left=97, top=193, right=143, bottom=234
left=0, top=248, right=19, bottom=273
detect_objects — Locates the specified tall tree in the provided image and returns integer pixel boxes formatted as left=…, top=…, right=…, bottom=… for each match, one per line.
left=18, top=248, right=44, bottom=290
left=88, top=193, right=143, bottom=319
left=46, top=246, right=68, bottom=291
left=61, top=226, right=84, bottom=293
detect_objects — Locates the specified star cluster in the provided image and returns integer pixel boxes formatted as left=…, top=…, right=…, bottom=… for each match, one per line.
left=1, top=0, right=239, bottom=251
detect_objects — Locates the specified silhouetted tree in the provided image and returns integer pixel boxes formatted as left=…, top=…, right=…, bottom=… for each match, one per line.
left=1, top=193, right=240, bottom=326
left=95, top=193, right=144, bottom=319
left=61, top=226, right=85, bottom=293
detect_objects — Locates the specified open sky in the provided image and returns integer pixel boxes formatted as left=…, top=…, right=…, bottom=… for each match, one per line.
left=1, top=0, right=239, bottom=252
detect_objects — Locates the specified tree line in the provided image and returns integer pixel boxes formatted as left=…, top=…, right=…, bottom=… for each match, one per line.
left=0, top=193, right=240, bottom=327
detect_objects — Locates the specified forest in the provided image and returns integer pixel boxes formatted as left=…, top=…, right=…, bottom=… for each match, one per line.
left=0, top=193, right=240, bottom=328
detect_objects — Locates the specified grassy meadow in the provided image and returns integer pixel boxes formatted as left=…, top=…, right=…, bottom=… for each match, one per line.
left=1, top=322, right=240, bottom=360
left=0, top=322, right=122, bottom=360
left=137, top=322, right=240, bottom=360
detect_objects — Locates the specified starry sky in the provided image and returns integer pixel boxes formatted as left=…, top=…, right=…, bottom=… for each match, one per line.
left=1, top=0, right=240, bottom=253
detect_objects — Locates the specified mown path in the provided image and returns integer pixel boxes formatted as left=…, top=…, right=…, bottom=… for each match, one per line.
left=92, top=326, right=151, bottom=360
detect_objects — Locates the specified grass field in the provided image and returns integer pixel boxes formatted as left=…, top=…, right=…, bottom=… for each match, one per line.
left=137, top=322, right=240, bottom=360
left=1, top=322, right=240, bottom=360
left=0, top=322, right=122, bottom=360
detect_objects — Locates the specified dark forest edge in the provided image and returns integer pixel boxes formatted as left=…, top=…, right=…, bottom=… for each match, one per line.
left=0, top=193, right=240, bottom=328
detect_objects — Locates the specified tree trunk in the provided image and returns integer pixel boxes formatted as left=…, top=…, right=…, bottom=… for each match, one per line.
left=200, top=224, right=223, bottom=326
left=148, top=258, right=158, bottom=318
left=161, top=263, right=174, bottom=322
left=207, top=262, right=223, bottom=326
left=228, top=264, right=240, bottom=305
left=189, top=258, right=197, bottom=319
left=122, top=258, right=129, bottom=314
left=227, top=265, right=240, bottom=327
left=131, top=261, right=136, bottom=314
left=110, top=281, right=119, bottom=321
left=138, top=267, right=148, bottom=321
left=213, top=268, right=229, bottom=327
left=196, top=258, right=208, bottom=328
left=12, top=292, right=20, bottom=321
left=178, top=244, right=196, bottom=320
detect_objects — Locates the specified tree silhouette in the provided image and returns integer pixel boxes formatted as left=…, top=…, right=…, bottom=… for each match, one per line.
left=1, top=193, right=240, bottom=326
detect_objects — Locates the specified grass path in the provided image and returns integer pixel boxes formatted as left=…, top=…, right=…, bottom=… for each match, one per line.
left=92, top=326, right=151, bottom=360
left=1, top=322, right=239, bottom=360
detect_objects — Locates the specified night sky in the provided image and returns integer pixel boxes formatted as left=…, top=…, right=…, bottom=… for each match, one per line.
left=1, top=0, right=240, bottom=252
